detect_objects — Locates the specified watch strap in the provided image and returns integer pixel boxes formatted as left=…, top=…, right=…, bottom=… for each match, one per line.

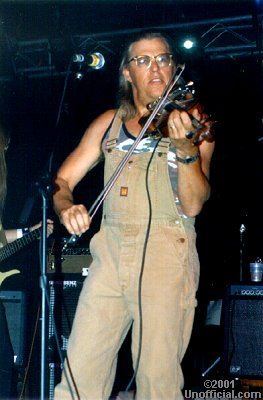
left=176, top=152, right=200, bottom=165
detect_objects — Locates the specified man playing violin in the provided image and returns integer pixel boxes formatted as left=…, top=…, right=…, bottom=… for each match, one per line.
left=53, top=31, right=215, bottom=399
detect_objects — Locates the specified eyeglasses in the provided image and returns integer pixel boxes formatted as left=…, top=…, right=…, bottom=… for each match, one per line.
left=128, top=53, right=174, bottom=69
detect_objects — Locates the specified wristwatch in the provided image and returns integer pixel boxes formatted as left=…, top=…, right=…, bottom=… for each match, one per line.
left=176, top=152, right=200, bottom=165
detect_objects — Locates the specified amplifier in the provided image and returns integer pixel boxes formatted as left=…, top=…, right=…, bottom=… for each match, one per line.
left=47, top=247, right=92, bottom=274
left=0, top=290, right=27, bottom=366
left=47, top=273, right=85, bottom=399
left=222, top=283, right=263, bottom=378
left=229, top=283, right=263, bottom=297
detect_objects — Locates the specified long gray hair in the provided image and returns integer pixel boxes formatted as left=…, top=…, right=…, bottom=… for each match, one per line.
left=117, top=31, right=176, bottom=121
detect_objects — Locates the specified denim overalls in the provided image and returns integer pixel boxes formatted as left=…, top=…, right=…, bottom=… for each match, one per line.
left=55, top=109, right=199, bottom=400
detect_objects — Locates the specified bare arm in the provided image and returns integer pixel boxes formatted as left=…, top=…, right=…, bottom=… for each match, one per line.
left=5, top=219, right=54, bottom=242
left=168, top=108, right=215, bottom=217
left=53, top=109, right=116, bottom=235
left=5, top=229, right=24, bottom=242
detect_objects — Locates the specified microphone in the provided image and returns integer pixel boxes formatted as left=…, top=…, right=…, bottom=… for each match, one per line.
left=72, top=52, right=105, bottom=70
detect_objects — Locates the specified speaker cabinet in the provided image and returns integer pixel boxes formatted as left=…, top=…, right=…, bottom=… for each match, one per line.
left=222, top=283, right=263, bottom=378
left=47, top=273, right=86, bottom=400
left=0, top=290, right=27, bottom=366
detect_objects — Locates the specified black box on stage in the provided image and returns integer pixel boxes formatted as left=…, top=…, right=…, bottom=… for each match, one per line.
left=0, top=290, right=27, bottom=366
left=47, top=247, right=92, bottom=274
left=222, top=283, right=263, bottom=378
left=47, top=273, right=86, bottom=400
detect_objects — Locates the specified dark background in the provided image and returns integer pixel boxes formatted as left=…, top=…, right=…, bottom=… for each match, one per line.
left=0, top=0, right=262, bottom=396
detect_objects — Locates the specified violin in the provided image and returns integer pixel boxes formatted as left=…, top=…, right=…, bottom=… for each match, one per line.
left=139, top=80, right=216, bottom=145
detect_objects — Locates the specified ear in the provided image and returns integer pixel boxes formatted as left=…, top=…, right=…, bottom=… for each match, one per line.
left=122, top=66, right=132, bottom=83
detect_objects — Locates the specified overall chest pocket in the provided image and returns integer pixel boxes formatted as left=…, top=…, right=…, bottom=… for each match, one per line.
left=104, top=150, right=159, bottom=217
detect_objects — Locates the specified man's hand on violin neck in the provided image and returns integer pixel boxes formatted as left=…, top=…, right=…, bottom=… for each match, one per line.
left=167, top=109, right=200, bottom=152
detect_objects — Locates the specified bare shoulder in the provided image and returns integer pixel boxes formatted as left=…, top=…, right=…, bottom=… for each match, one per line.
left=95, top=109, right=117, bottom=125
left=84, top=109, right=117, bottom=139
left=56, top=109, right=117, bottom=187
left=72, top=109, right=117, bottom=154
left=73, top=108, right=117, bottom=162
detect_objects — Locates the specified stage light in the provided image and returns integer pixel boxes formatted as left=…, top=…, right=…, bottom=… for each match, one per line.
left=75, top=72, right=84, bottom=80
left=183, top=39, right=194, bottom=50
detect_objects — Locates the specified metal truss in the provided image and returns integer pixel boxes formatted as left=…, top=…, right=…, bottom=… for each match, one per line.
left=0, top=13, right=262, bottom=81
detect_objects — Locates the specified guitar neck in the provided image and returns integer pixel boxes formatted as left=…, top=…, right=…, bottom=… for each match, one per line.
left=0, top=228, right=41, bottom=263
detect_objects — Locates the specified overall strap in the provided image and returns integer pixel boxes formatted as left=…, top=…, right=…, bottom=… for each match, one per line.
left=156, top=137, right=171, bottom=154
left=105, top=108, right=124, bottom=152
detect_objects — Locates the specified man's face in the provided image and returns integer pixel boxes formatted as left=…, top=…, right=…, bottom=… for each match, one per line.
left=123, top=38, right=175, bottom=108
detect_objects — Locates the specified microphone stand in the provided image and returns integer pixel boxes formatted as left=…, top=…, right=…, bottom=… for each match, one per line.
left=35, top=174, right=53, bottom=400
left=32, top=55, right=76, bottom=398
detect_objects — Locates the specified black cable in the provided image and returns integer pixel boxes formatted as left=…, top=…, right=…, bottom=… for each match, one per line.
left=47, top=58, right=73, bottom=176
left=125, top=138, right=161, bottom=393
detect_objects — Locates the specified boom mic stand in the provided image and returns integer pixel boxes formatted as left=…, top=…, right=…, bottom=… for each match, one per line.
left=35, top=174, right=53, bottom=400
left=31, top=55, right=78, bottom=399
left=33, top=56, right=74, bottom=399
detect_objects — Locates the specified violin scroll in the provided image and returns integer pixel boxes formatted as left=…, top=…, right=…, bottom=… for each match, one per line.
left=186, top=111, right=216, bottom=145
